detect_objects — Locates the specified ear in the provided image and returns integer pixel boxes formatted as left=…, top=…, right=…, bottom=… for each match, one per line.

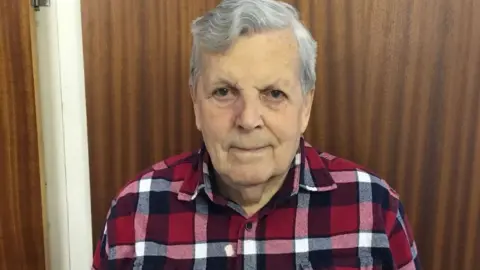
left=300, top=89, right=315, bottom=133
left=189, top=83, right=196, bottom=103
left=190, top=84, right=202, bottom=131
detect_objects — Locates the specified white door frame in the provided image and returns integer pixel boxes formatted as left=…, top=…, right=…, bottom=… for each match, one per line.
left=35, top=0, right=93, bottom=269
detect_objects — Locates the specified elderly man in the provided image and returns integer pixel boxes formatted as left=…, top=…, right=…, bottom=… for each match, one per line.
left=93, top=0, right=420, bottom=269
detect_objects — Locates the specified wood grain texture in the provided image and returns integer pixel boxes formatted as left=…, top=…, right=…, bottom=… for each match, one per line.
left=0, top=0, right=46, bottom=269
left=81, top=0, right=480, bottom=269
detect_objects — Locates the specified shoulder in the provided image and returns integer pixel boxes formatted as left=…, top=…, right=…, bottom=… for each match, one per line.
left=307, top=148, right=419, bottom=265
left=305, top=144, right=401, bottom=210
left=322, top=152, right=399, bottom=199
left=109, top=150, right=199, bottom=212
left=314, top=150, right=405, bottom=233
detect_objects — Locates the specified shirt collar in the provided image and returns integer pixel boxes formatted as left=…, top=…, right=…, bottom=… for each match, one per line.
left=177, top=138, right=337, bottom=202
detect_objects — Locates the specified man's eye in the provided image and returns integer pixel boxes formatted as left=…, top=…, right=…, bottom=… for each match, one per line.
left=265, top=89, right=286, bottom=100
left=213, top=87, right=231, bottom=97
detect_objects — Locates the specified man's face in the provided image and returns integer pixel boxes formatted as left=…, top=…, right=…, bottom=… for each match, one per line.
left=192, top=28, right=314, bottom=188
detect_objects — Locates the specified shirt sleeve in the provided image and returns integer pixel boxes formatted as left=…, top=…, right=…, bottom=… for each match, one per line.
left=387, top=200, right=421, bottom=269
left=92, top=201, right=115, bottom=270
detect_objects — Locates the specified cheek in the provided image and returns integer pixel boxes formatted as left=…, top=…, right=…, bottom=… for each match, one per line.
left=199, top=103, right=234, bottom=140
left=265, top=108, right=303, bottom=141
left=265, top=108, right=303, bottom=166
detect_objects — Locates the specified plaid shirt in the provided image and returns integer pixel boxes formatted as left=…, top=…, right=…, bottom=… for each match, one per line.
left=92, top=139, right=420, bottom=270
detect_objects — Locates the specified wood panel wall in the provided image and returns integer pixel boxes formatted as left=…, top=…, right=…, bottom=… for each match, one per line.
left=81, top=0, right=480, bottom=269
left=0, top=0, right=46, bottom=269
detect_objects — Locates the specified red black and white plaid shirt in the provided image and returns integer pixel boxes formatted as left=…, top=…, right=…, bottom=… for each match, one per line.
left=92, top=139, right=420, bottom=270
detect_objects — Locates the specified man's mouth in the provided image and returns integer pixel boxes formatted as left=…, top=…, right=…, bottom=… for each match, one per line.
left=231, top=146, right=268, bottom=152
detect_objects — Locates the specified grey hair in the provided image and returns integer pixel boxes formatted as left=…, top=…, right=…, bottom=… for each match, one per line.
left=189, top=0, right=317, bottom=93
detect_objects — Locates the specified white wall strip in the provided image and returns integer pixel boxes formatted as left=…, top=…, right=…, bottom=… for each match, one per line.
left=34, top=0, right=93, bottom=269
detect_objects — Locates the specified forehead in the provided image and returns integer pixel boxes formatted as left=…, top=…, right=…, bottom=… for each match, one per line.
left=202, top=28, right=299, bottom=84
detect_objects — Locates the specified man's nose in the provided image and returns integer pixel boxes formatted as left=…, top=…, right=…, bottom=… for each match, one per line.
left=235, top=95, right=264, bottom=131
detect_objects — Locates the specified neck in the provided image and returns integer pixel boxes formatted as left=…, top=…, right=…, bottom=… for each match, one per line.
left=216, top=172, right=287, bottom=217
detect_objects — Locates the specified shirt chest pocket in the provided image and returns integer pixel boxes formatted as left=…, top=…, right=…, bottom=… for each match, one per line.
left=300, top=256, right=389, bottom=270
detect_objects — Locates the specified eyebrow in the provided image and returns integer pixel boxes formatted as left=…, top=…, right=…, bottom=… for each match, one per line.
left=255, top=79, right=286, bottom=91
left=211, top=78, right=242, bottom=90
left=211, top=77, right=287, bottom=91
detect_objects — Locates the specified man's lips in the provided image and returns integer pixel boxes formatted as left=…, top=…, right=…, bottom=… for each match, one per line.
left=230, top=146, right=268, bottom=152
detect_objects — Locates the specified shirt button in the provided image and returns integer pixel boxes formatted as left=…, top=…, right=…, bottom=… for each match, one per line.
left=224, top=244, right=234, bottom=257
left=245, top=222, right=253, bottom=231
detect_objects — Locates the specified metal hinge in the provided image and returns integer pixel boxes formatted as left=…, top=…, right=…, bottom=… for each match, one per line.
left=32, top=0, right=50, bottom=11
